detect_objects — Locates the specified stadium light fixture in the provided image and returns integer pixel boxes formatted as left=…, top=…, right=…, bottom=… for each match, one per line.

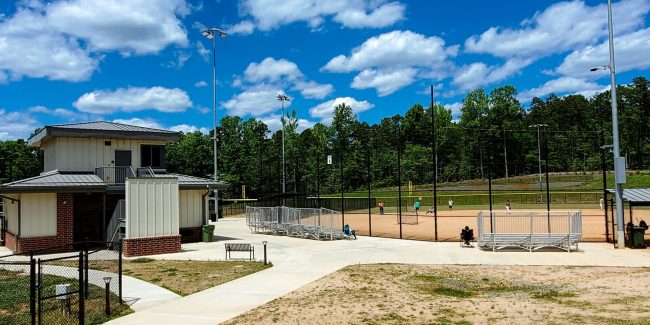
left=590, top=0, right=625, bottom=249
left=276, top=94, right=291, bottom=197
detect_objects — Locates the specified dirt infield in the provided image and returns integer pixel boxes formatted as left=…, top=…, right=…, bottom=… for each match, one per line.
left=343, top=209, right=649, bottom=242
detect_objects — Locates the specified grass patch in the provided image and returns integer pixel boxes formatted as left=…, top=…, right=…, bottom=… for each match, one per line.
left=0, top=269, right=131, bottom=325
left=122, top=260, right=271, bottom=296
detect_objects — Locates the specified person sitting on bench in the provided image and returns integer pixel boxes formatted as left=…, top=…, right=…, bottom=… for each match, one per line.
left=343, top=224, right=357, bottom=239
left=460, top=226, right=474, bottom=246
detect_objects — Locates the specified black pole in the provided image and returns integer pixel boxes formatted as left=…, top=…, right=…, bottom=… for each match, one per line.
left=317, top=152, right=321, bottom=208
left=488, top=155, right=493, bottom=213
left=544, top=128, right=551, bottom=232
left=601, top=132, right=609, bottom=242
left=431, top=85, right=438, bottom=241
left=397, top=121, right=403, bottom=239
left=84, top=244, right=89, bottom=297
left=367, top=145, right=372, bottom=236
left=78, top=252, right=85, bottom=325
left=340, top=148, right=345, bottom=226
left=263, top=242, right=267, bottom=265
left=30, top=255, right=35, bottom=325
left=104, top=281, right=111, bottom=317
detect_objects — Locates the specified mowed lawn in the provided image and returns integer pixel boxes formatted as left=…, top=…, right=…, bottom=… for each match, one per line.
left=225, top=264, right=650, bottom=325
left=122, top=258, right=271, bottom=296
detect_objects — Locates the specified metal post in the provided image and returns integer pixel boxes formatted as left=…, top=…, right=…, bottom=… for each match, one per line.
left=607, top=0, right=626, bottom=249
left=601, top=133, right=609, bottom=242
left=104, top=281, right=110, bottom=317
left=30, top=255, right=36, bottom=325
left=78, top=252, right=84, bottom=325
left=84, top=245, right=89, bottom=297
left=544, top=129, right=551, bottom=232
left=340, top=148, right=345, bottom=226
left=281, top=100, right=286, bottom=195
left=537, top=126, right=543, bottom=193
left=503, top=126, right=509, bottom=181
left=367, top=145, right=372, bottom=236
left=263, top=241, right=268, bottom=265
left=431, top=85, right=438, bottom=241
left=212, top=37, right=217, bottom=183
left=397, top=122, right=403, bottom=239
left=317, top=152, right=321, bottom=208
left=118, top=241, right=123, bottom=301
left=488, top=156, right=493, bottom=213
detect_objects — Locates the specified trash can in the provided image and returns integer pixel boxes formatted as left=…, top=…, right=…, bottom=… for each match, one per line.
left=202, top=224, right=215, bottom=242
left=627, top=226, right=646, bottom=248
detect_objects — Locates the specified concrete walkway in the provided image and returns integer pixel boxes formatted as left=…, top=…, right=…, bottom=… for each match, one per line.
left=108, top=217, right=650, bottom=325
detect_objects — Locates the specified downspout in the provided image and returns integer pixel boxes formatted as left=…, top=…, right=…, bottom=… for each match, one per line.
left=201, top=186, right=211, bottom=225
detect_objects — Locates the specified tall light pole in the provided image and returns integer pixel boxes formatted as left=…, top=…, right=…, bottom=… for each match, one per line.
left=529, top=124, right=548, bottom=201
left=202, top=27, right=226, bottom=220
left=591, top=0, right=626, bottom=249
left=276, top=94, right=290, bottom=197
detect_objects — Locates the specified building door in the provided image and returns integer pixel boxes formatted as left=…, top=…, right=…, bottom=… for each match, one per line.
left=115, top=150, right=132, bottom=166
left=114, top=150, right=132, bottom=183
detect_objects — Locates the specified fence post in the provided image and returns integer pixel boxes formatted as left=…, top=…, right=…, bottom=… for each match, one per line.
left=78, top=252, right=85, bottom=325
left=84, top=244, right=89, bottom=297
left=118, top=241, right=123, bottom=302
left=30, top=254, right=36, bottom=325
left=37, top=259, right=42, bottom=325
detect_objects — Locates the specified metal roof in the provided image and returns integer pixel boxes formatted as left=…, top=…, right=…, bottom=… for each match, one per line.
left=606, top=188, right=650, bottom=203
left=29, top=121, right=180, bottom=147
left=158, top=173, right=229, bottom=189
left=0, top=171, right=107, bottom=193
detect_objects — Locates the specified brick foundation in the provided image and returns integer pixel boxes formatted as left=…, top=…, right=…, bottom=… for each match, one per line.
left=10, top=193, right=75, bottom=254
left=180, top=227, right=202, bottom=243
left=123, top=235, right=181, bottom=257
left=5, top=231, right=16, bottom=251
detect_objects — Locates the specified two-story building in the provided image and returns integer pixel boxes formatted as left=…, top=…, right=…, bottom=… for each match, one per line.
left=0, top=121, right=228, bottom=256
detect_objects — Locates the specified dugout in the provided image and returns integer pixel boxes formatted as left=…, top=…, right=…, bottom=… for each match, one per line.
left=605, top=188, right=650, bottom=245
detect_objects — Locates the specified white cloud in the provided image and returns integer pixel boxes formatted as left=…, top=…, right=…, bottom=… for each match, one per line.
left=28, top=105, right=76, bottom=117
left=0, top=6, right=98, bottom=82
left=452, top=58, right=533, bottom=91
left=323, top=30, right=457, bottom=72
left=351, top=68, right=417, bottom=96
left=292, top=81, right=334, bottom=99
left=195, top=80, right=208, bottom=87
left=112, top=118, right=163, bottom=129
left=244, top=57, right=303, bottom=83
left=239, top=0, right=405, bottom=31
left=517, top=76, right=605, bottom=103
left=221, top=88, right=288, bottom=117
left=259, top=114, right=316, bottom=133
left=0, top=109, right=39, bottom=140
left=323, top=30, right=458, bottom=95
left=309, top=97, right=374, bottom=123
left=0, top=0, right=189, bottom=83
left=169, top=124, right=210, bottom=134
left=47, top=0, right=189, bottom=55
left=226, top=20, right=255, bottom=35
left=464, top=0, right=650, bottom=59
left=556, top=28, right=650, bottom=78
left=444, top=102, right=463, bottom=120
left=332, top=2, right=405, bottom=28
left=162, top=51, right=191, bottom=69
left=74, top=86, right=193, bottom=114
left=196, top=41, right=210, bottom=61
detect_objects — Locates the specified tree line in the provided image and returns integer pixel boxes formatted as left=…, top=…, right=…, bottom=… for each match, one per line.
left=0, top=77, right=648, bottom=199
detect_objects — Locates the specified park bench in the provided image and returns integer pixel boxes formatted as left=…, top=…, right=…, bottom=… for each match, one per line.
left=225, top=243, right=255, bottom=260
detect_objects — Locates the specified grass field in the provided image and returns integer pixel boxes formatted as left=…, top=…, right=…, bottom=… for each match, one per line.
left=224, top=264, right=650, bottom=325
left=122, top=258, right=271, bottom=296
left=0, top=269, right=131, bottom=325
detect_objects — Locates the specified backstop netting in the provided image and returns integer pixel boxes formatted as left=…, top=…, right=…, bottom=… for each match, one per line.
left=398, top=213, right=419, bottom=225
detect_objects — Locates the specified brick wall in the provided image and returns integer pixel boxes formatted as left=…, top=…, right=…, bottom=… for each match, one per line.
left=11, top=193, right=75, bottom=253
left=180, top=227, right=202, bottom=243
left=123, top=235, right=181, bottom=257
left=5, top=231, right=16, bottom=251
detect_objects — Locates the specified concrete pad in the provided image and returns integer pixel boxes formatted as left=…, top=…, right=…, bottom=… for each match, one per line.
left=107, top=217, right=650, bottom=325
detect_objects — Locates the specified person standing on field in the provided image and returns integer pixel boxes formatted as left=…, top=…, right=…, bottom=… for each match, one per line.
left=378, top=201, right=385, bottom=215
left=414, top=200, right=421, bottom=216
left=505, top=200, right=511, bottom=214
left=448, top=198, right=454, bottom=211
left=600, top=197, right=604, bottom=210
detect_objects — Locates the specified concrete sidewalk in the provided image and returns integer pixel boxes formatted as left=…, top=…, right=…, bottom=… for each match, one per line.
left=108, top=217, right=650, bottom=324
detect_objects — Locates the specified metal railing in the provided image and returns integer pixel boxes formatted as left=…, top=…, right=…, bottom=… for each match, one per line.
left=95, top=166, right=135, bottom=184
left=246, top=206, right=348, bottom=240
left=136, top=167, right=156, bottom=178
left=106, top=200, right=125, bottom=243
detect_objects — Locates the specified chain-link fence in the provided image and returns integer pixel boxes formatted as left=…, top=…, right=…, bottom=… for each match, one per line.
left=0, top=241, right=123, bottom=325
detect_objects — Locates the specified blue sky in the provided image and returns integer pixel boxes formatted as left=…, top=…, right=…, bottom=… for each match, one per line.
left=1, top=0, right=649, bottom=139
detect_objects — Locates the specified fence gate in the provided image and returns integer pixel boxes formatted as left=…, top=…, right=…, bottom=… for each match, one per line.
left=37, top=252, right=84, bottom=325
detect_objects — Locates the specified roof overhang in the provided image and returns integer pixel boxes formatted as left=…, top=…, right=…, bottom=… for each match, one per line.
left=29, top=126, right=180, bottom=147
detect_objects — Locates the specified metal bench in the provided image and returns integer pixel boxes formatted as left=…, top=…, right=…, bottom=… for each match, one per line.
left=225, top=243, right=255, bottom=260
